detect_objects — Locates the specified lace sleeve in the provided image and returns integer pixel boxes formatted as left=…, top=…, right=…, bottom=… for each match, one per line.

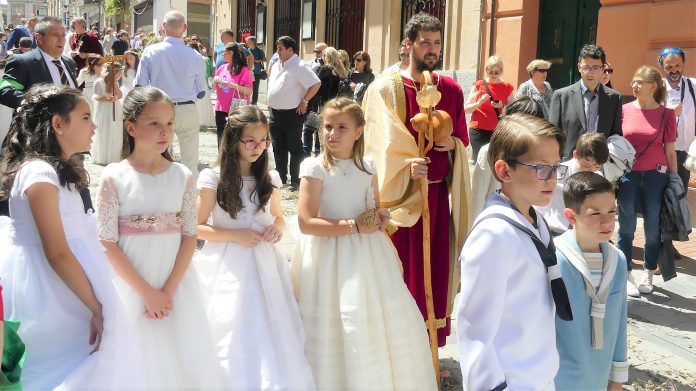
left=181, top=171, right=198, bottom=236
left=93, top=79, right=105, bottom=100
left=96, top=169, right=120, bottom=242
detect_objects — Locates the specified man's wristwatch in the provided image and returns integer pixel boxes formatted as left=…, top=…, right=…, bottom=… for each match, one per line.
left=301, top=99, right=309, bottom=104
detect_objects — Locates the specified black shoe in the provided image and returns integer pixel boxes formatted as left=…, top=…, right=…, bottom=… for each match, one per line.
left=289, top=181, right=300, bottom=191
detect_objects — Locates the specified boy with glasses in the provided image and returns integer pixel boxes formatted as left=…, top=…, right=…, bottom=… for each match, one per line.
left=549, top=44, right=622, bottom=161
left=457, top=113, right=572, bottom=390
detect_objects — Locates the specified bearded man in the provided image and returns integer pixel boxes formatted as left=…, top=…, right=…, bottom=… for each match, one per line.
left=362, top=12, right=471, bottom=347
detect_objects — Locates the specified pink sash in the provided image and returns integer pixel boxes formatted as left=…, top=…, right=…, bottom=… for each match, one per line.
left=118, top=212, right=182, bottom=236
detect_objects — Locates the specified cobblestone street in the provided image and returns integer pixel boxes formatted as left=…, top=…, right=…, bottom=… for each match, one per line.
left=82, top=128, right=696, bottom=390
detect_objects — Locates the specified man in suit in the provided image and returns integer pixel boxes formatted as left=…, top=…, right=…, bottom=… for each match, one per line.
left=549, top=44, right=622, bottom=161
left=0, top=17, right=89, bottom=215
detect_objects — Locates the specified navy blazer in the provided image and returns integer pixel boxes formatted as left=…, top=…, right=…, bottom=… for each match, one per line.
left=548, top=81, right=623, bottom=161
left=0, top=48, right=79, bottom=108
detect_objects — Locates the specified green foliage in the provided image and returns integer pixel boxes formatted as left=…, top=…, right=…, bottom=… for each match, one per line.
left=104, top=0, right=127, bottom=19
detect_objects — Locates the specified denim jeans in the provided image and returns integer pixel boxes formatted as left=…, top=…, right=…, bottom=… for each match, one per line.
left=617, top=169, right=669, bottom=271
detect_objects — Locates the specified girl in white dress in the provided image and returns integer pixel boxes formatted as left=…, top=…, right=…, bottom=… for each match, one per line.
left=121, top=50, right=139, bottom=99
left=91, top=62, right=123, bottom=165
left=292, top=97, right=437, bottom=390
left=0, top=85, right=144, bottom=390
left=96, top=86, right=223, bottom=389
left=76, top=54, right=101, bottom=109
left=195, top=106, right=315, bottom=390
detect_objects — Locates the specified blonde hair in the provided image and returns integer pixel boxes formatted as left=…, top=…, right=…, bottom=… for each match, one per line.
left=487, top=113, right=565, bottom=182
left=633, top=65, right=666, bottom=104
left=337, top=49, right=351, bottom=71
left=322, top=47, right=348, bottom=79
left=319, top=97, right=371, bottom=175
left=485, top=55, right=504, bottom=73
left=526, top=59, right=551, bottom=74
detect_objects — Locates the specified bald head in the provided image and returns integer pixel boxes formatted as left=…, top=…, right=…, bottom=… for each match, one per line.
left=163, top=10, right=186, bottom=37
left=314, top=42, right=327, bottom=58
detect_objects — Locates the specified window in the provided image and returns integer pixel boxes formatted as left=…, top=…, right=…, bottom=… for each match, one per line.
left=325, top=0, right=365, bottom=57
left=273, top=0, right=301, bottom=43
left=301, top=0, right=315, bottom=40
left=256, top=7, right=266, bottom=44
left=237, top=0, right=255, bottom=41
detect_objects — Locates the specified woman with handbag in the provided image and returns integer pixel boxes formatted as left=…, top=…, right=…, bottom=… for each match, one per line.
left=618, top=66, right=677, bottom=296
left=464, top=55, right=515, bottom=161
left=213, top=42, right=254, bottom=148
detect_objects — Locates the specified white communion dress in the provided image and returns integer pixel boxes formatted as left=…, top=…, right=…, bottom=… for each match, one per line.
left=91, top=78, right=123, bottom=165
left=96, top=161, right=223, bottom=389
left=291, top=156, right=438, bottom=390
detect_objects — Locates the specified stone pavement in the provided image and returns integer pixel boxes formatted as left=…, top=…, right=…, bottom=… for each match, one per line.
left=85, top=123, right=696, bottom=391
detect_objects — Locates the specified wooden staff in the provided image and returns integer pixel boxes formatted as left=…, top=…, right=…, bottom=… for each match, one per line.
left=415, top=71, right=440, bottom=389
left=100, top=55, right=125, bottom=121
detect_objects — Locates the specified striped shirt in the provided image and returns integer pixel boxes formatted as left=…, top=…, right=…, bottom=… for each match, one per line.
left=582, top=252, right=604, bottom=291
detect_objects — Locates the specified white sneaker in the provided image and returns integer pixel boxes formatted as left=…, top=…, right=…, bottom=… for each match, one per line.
left=638, top=269, right=654, bottom=294
left=627, top=274, right=641, bottom=297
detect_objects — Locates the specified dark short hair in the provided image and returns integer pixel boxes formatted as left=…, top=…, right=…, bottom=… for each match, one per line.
left=220, top=29, right=234, bottom=38
left=502, top=96, right=545, bottom=119
left=578, top=44, right=606, bottom=64
left=276, top=35, right=297, bottom=53
left=18, top=37, right=32, bottom=48
left=563, top=171, right=615, bottom=213
left=574, top=133, right=609, bottom=165
left=404, top=12, right=442, bottom=43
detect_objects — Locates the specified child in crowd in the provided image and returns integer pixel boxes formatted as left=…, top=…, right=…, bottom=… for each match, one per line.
left=457, top=113, right=572, bottom=390
left=0, top=85, right=144, bottom=389
left=96, top=86, right=222, bottom=389
left=121, top=50, right=139, bottom=98
left=91, top=62, right=123, bottom=164
left=554, top=172, right=628, bottom=390
left=195, top=106, right=315, bottom=389
left=538, top=132, right=609, bottom=235
left=470, top=96, right=545, bottom=218
left=292, top=97, right=436, bottom=390
left=77, top=54, right=102, bottom=109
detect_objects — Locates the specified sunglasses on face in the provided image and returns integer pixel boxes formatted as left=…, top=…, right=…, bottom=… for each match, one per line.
left=508, top=160, right=569, bottom=181
left=399, top=53, right=408, bottom=58
left=533, top=68, right=549, bottom=73
left=604, top=68, right=613, bottom=74
left=354, top=58, right=364, bottom=63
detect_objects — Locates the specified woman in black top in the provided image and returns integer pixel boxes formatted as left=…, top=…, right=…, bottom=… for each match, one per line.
left=350, top=51, right=375, bottom=105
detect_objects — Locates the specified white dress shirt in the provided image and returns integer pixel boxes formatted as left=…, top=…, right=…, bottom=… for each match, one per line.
left=665, top=76, right=696, bottom=151
left=266, top=54, right=320, bottom=110
left=134, top=36, right=207, bottom=103
left=39, top=49, right=76, bottom=88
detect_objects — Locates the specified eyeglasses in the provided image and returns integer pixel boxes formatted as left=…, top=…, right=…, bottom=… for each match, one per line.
left=660, top=48, right=683, bottom=57
left=604, top=68, right=613, bottom=74
left=579, top=65, right=603, bottom=73
left=629, top=80, right=654, bottom=87
left=399, top=53, right=409, bottom=58
left=507, top=160, right=569, bottom=180
left=533, top=68, right=549, bottom=73
left=239, top=139, right=271, bottom=150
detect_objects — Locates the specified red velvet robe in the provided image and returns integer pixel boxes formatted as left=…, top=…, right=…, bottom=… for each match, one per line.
left=391, top=74, right=468, bottom=347
left=70, top=33, right=104, bottom=74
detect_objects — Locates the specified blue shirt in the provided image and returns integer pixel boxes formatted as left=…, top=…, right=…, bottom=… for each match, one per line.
left=580, top=80, right=599, bottom=132
left=6, top=25, right=30, bottom=49
left=135, top=36, right=207, bottom=103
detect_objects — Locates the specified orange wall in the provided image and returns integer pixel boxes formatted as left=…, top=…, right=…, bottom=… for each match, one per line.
left=598, top=0, right=696, bottom=95
left=480, top=0, right=540, bottom=89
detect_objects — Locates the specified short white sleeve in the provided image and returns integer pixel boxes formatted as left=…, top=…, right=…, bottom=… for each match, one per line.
left=295, top=63, right=321, bottom=90
left=299, top=156, right=325, bottom=180
left=362, top=156, right=376, bottom=175
left=17, top=160, right=60, bottom=194
left=269, top=170, right=283, bottom=188
left=197, top=168, right=220, bottom=190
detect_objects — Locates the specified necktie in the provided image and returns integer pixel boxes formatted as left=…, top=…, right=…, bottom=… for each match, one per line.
left=51, top=59, right=70, bottom=86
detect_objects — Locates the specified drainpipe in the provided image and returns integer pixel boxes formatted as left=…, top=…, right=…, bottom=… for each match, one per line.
left=488, top=0, right=496, bottom=56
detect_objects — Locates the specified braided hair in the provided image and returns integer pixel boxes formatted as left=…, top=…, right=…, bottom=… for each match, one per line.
left=0, top=84, right=88, bottom=200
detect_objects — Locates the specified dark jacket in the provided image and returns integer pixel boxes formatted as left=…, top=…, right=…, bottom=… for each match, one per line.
left=0, top=48, right=79, bottom=108
left=309, top=64, right=340, bottom=112
left=661, top=172, right=691, bottom=242
left=549, top=81, right=622, bottom=160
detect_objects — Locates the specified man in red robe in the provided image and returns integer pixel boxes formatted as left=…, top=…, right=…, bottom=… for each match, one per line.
left=69, top=17, right=104, bottom=74
left=363, top=12, right=472, bottom=347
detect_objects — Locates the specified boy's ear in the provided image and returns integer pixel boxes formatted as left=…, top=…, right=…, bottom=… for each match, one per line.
left=563, top=208, right=577, bottom=224
left=494, top=159, right=512, bottom=182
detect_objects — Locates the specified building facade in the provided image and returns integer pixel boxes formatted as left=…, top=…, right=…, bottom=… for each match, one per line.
left=6, top=0, right=47, bottom=26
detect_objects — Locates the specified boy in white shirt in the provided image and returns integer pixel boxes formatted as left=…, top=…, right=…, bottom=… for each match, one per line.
left=538, top=133, right=609, bottom=235
left=457, top=113, right=572, bottom=390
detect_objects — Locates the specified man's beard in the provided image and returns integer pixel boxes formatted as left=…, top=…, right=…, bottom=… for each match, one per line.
left=414, top=54, right=438, bottom=72
left=667, top=71, right=682, bottom=83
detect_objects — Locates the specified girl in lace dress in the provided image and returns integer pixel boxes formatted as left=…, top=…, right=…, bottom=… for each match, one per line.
left=76, top=54, right=102, bottom=109
left=97, top=86, right=223, bottom=389
left=91, top=62, right=124, bottom=165
left=292, top=97, right=437, bottom=390
left=0, top=85, right=144, bottom=389
left=195, top=106, right=315, bottom=390
left=121, top=50, right=139, bottom=99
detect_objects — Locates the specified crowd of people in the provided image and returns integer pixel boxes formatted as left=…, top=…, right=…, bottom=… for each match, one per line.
left=0, top=9, right=694, bottom=391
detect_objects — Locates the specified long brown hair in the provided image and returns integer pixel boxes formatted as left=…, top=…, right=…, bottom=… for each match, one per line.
left=121, top=86, right=174, bottom=160
left=319, top=97, right=371, bottom=174
left=84, top=54, right=101, bottom=75
left=101, top=62, right=123, bottom=95
left=0, top=85, right=88, bottom=199
left=216, top=106, right=274, bottom=218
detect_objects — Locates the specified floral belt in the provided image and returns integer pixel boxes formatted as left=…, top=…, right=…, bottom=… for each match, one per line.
left=118, top=212, right=183, bottom=236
